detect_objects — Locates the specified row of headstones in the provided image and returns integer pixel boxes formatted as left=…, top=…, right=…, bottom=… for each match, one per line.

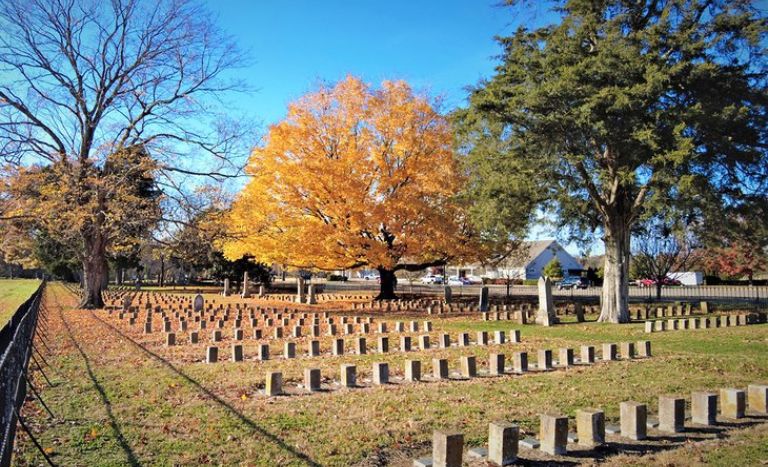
left=206, top=342, right=651, bottom=399
left=116, top=292, right=276, bottom=313
left=106, top=283, right=367, bottom=303
left=129, top=310, right=381, bottom=337
left=110, top=288, right=579, bottom=320
left=482, top=307, right=590, bottom=324
left=631, top=301, right=709, bottom=321
left=414, top=384, right=768, bottom=467
left=316, top=293, right=375, bottom=302
left=202, top=340, right=648, bottom=370
left=110, top=289, right=334, bottom=313
left=355, top=298, right=444, bottom=311
left=116, top=301, right=381, bottom=326
left=644, top=312, right=760, bottom=333
left=113, top=291, right=372, bottom=317
left=190, top=328, right=525, bottom=358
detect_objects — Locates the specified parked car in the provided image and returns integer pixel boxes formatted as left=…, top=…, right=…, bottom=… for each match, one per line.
left=636, top=277, right=681, bottom=287
left=298, top=270, right=313, bottom=280
left=447, top=276, right=471, bottom=286
left=557, top=276, right=589, bottom=290
left=362, top=273, right=380, bottom=281
left=420, top=275, right=444, bottom=284
left=464, top=275, right=484, bottom=284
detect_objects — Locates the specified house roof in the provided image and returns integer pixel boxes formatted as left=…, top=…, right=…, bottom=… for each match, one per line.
left=497, top=240, right=559, bottom=268
left=457, top=240, right=561, bottom=269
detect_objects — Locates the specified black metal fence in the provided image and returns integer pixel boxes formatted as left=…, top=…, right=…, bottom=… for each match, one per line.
left=0, top=281, right=45, bottom=467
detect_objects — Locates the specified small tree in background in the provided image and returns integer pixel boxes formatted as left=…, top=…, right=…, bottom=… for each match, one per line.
left=703, top=242, right=768, bottom=285
left=542, top=258, right=563, bottom=279
left=632, top=221, right=700, bottom=299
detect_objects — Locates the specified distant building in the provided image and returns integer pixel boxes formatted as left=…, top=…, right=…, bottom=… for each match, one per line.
left=451, top=240, right=583, bottom=280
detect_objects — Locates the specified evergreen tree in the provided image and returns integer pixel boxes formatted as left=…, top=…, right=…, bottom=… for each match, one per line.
left=456, top=0, right=767, bottom=322
left=543, top=258, right=564, bottom=278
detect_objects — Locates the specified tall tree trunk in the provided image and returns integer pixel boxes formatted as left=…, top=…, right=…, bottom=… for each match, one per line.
left=159, top=256, right=166, bottom=287
left=79, top=237, right=107, bottom=309
left=376, top=267, right=397, bottom=300
left=598, top=219, right=631, bottom=323
left=655, top=281, right=663, bottom=300
left=116, top=266, right=123, bottom=285
left=101, top=257, right=109, bottom=289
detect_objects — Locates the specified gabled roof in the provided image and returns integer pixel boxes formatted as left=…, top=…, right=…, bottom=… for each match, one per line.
left=497, top=240, right=558, bottom=268
left=457, top=240, right=561, bottom=269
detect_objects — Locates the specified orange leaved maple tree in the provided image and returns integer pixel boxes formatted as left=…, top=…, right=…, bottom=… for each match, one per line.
left=223, top=76, right=476, bottom=299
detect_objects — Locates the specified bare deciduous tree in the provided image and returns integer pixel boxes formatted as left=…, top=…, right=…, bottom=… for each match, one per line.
left=631, top=221, right=700, bottom=299
left=0, top=0, right=251, bottom=307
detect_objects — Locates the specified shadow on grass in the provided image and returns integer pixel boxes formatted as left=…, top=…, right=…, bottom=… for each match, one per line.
left=89, top=311, right=321, bottom=466
left=53, top=303, right=141, bottom=467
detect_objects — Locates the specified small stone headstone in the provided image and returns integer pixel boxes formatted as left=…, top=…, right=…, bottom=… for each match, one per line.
left=296, top=277, right=306, bottom=303
left=536, top=276, right=555, bottom=326
left=575, top=302, right=584, bottom=322
left=479, top=287, right=489, bottom=312
left=241, top=272, right=251, bottom=298
left=193, top=294, right=204, bottom=312
left=306, top=284, right=317, bottom=305
left=518, top=437, right=540, bottom=449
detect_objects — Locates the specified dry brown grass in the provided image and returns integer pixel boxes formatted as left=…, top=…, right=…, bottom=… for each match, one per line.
left=11, top=283, right=768, bottom=466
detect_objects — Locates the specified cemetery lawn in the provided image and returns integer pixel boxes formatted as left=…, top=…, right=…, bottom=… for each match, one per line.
left=13, top=283, right=768, bottom=466
left=0, top=279, right=40, bottom=327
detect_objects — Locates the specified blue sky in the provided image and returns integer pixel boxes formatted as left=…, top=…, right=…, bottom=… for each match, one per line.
left=206, top=0, right=554, bottom=125
left=204, top=1, right=588, bottom=254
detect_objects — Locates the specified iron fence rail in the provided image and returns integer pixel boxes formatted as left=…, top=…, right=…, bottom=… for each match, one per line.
left=0, top=281, right=45, bottom=467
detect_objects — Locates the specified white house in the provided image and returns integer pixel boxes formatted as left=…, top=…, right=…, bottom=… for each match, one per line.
left=451, top=240, right=583, bottom=280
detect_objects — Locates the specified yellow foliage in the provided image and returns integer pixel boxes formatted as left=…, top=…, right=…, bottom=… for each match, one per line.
left=0, top=146, right=161, bottom=264
left=223, top=76, right=473, bottom=272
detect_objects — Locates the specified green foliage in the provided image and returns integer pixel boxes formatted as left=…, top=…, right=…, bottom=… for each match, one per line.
left=456, top=0, right=768, bottom=318
left=32, top=229, right=80, bottom=281
left=208, top=253, right=272, bottom=286
left=459, top=1, right=767, bottom=239
left=452, top=114, right=542, bottom=253
left=542, top=258, right=564, bottom=278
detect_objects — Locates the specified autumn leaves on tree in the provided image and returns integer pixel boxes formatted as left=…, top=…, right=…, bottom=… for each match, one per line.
left=223, top=77, right=477, bottom=299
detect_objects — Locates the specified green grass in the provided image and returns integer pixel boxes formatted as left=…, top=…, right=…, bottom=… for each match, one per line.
left=12, top=283, right=768, bottom=466
left=0, top=278, right=41, bottom=327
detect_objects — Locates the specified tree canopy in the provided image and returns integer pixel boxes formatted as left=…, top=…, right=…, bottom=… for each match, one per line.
left=0, top=0, right=247, bottom=307
left=455, top=0, right=768, bottom=322
left=224, top=76, right=478, bottom=298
